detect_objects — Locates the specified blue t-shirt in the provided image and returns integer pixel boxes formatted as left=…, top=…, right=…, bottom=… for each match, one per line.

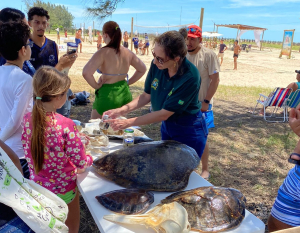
left=132, top=37, right=139, bottom=45
left=29, top=37, right=58, bottom=70
left=145, top=35, right=150, bottom=46
left=219, top=44, right=227, bottom=53
left=0, top=56, right=35, bottom=77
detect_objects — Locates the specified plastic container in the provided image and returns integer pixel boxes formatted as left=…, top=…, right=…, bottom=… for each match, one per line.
left=100, top=115, right=110, bottom=131
left=123, top=128, right=134, bottom=147
left=62, top=42, right=78, bottom=75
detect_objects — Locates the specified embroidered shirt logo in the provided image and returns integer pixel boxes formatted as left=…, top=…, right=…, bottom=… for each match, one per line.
left=168, top=88, right=174, bottom=97
left=151, top=78, right=159, bottom=90
left=178, top=100, right=184, bottom=105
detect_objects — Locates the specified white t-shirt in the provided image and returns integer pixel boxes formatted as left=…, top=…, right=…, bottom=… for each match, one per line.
left=0, top=66, right=33, bottom=159
left=186, top=46, right=220, bottom=104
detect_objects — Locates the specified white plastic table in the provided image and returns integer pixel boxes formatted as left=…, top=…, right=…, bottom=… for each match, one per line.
left=77, top=141, right=265, bottom=233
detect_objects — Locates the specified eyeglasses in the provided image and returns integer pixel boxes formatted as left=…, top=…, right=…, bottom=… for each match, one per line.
left=25, top=41, right=33, bottom=48
left=151, top=50, right=170, bottom=65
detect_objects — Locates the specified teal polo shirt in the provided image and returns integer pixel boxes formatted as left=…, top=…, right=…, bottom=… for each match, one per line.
left=144, top=57, right=201, bottom=119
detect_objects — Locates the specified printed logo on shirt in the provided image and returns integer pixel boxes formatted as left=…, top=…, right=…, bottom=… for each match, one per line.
left=151, top=78, right=159, bottom=90
left=178, top=100, right=184, bottom=105
left=49, top=55, right=55, bottom=64
left=168, top=88, right=174, bottom=97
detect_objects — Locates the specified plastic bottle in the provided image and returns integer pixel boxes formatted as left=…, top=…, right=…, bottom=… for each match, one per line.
left=123, top=128, right=134, bottom=147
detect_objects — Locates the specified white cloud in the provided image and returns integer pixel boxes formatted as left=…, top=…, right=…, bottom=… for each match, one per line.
left=225, top=0, right=300, bottom=8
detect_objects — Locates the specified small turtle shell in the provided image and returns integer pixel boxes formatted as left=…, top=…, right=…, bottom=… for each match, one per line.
left=96, top=189, right=154, bottom=215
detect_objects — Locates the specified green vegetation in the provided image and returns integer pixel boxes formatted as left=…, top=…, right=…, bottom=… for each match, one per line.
left=86, top=0, right=124, bottom=19
left=23, top=0, right=74, bottom=30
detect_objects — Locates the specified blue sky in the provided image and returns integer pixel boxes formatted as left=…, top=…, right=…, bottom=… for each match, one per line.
left=2, top=0, right=300, bottom=42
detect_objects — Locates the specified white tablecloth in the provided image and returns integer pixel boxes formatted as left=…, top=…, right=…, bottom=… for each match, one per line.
left=77, top=141, right=265, bottom=233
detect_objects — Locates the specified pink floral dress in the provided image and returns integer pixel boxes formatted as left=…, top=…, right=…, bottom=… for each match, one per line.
left=22, top=112, right=93, bottom=195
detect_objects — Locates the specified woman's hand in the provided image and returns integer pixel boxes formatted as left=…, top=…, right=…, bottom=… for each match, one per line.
left=103, top=108, right=123, bottom=119
left=106, top=118, right=132, bottom=131
left=289, top=106, right=300, bottom=136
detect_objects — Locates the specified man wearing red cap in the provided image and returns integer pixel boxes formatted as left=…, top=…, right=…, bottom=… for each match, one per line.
left=186, top=25, right=220, bottom=180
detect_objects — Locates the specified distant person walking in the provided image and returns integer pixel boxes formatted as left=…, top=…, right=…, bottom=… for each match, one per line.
left=64, top=29, right=67, bottom=38
left=144, top=33, right=150, bottom=55
left=75, top=28, right=83, bottom=53
left=132, top=34, right=139, bottom=54
left=123, top=31, right=129, bottom=48
left=233, top=40, right=241, bottom=70
left=218, top=39, right=227, bottom=66
left=82, top=21, right=146, bottom=119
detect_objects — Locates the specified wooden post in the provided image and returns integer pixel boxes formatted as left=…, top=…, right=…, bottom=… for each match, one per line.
left=93, top=21, right=95, bottom=43
left=83, top=23, right=85, bottom=41
left=131, top=17, right=133, bottom=51
left=260, top=30, right=264, bottom=51
left=199, top=8, right=204, bottom=29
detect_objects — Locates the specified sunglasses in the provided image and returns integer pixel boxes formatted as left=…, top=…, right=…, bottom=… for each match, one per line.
left=186, top=27, right=201, bottom=34
left=151, top=50, right=170, bottom=65
left=25, top=41, right=34, bottom=48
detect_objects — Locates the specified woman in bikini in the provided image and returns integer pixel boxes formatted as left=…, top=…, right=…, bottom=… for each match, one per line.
left=83, top=21, right=146, bottom=119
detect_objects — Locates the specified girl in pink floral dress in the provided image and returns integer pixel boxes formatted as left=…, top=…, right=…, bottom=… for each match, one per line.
left=22, top=66, right=93, bottom=233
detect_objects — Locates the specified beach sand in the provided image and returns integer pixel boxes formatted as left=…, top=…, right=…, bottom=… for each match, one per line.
left=54, top=35, right=300, bottom=89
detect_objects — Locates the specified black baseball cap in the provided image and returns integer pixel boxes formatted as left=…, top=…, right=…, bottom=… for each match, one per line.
left=295, top=70, right=300, bottom=74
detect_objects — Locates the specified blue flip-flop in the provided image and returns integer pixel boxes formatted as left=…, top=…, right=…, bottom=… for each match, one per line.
left=288, top=153, right=300, bottom=165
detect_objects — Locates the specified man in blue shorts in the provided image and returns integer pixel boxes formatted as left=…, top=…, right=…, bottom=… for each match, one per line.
left=268, top=107, right=300, bottom=232
left=27, top=7, right=77, bottom=71
left=186, top=25, right=220, bottom=180
left=144, top=33, right=150, bottom=55
left=132, top=34, right=139, bottom=54
left=75, top=28, right=83, bottom=53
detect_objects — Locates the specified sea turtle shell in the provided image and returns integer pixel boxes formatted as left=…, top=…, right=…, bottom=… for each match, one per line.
left=96, top=189, right=154, bottom=215
left=93, top=140, right=200, bottom=191
left=161, top=186, right=246, bottom=232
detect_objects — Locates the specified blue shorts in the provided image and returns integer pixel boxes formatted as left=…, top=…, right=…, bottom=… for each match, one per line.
left=271, top=165, right=300, bottom=226
left=161, top=111, right=208, bottom=159
left=0, top=216, right=34, bottom=233
left=202, top=104, right=215, bottom=129
left=75, top=38, right=81, bottom=45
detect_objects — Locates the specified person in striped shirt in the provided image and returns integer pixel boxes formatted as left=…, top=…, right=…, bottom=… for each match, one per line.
left=268, top=106, right=300, bottom=231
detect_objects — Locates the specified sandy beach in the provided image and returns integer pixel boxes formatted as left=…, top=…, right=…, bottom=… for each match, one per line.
left=56, top=35, right=300, bottom=89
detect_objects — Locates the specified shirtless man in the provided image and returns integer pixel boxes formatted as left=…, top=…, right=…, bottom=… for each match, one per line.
left=138, top=40, right=145, bottom=55
left=75, top=28, right=82, bottom=53
left=123, top=31, right=129, bottom=48
left=97, top=31, right=102, bottom=50
left=233, top=40, right=241, bottom=70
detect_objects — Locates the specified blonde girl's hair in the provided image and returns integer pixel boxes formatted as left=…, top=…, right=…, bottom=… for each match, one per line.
left=31, top=66, right=71, bottom=174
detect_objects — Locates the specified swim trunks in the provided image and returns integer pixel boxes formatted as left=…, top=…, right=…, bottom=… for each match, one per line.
left=93, top=80, right=132, bottom=115
left=75, top=38, right=81, bottom=45
left=233, top=53, right=238, bottom=58
left=123, top=42, right=128, bottom=48
left=134, top=44, right=138, bottom=49
left=97, top=43, right=102, bottom=49
left=271, top=165, right=300, bottom=226
left=144, top=43, right=150, bottom=48
left=57, top=187, right=77, bottom=204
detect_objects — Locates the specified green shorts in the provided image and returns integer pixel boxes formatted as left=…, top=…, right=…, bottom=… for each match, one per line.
left=93, top=80, right=132, bottom=115
left=57, top=187, right=77, bottom=204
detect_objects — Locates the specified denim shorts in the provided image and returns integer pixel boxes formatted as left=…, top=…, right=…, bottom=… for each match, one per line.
left=0, top=216, right=34, bottom=233
left=161, top=111, right=208, bottom=158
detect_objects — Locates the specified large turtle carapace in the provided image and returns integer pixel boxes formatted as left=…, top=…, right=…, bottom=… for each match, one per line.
left=161, top=186, right=246, bottom=232
left=93, top=140, right=200, bottom=191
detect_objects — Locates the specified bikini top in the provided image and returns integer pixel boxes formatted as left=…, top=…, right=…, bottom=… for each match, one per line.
left=97, top=69, right=129, bottom=83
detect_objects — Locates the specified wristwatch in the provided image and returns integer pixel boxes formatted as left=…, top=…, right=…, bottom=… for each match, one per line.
left=204, top=99, right=210, bottom=104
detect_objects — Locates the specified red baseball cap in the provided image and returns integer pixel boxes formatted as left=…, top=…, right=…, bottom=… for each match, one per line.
left=187, top=25, right=202, bottom=38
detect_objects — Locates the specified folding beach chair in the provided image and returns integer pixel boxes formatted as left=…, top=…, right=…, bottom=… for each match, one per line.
left=252, top=87, right=292, bottom=122
left=283, top=89, right=300, bottom=121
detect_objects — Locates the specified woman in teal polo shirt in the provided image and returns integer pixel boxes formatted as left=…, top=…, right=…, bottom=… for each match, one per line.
left=104, top=30, right=208, bottom=158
